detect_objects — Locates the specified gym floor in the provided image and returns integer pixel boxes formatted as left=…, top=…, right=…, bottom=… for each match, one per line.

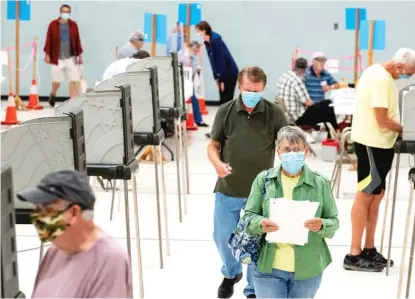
left=1, top=101, right=415, bottom=298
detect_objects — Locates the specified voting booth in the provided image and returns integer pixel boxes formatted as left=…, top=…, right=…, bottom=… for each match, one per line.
left=95, top=67, right=170, bottom=269
left=380, top=84, right=415, bottom=285
left=55, top=86, right=145, bottom=297
left=1, top=166, right=25, bottom=299
left=127, top=53, right=189, bottom=222
left=1, top=109, right=86, bottom=224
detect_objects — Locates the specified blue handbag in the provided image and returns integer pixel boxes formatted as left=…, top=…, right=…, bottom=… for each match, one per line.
left=228, top=170, right=272, bottom=265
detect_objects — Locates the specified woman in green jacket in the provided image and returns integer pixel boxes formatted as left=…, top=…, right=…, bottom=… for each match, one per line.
left=243, top=126, right=339, bottom=298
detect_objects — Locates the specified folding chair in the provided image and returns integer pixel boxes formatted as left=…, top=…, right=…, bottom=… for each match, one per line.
left=276, top=99, right=317, bottom=157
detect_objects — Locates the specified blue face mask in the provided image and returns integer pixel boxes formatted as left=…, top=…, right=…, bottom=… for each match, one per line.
left=280, top=152, right=305, bottom=175
left=399, top=74, right=412, bottom=79
left=241, top=91, right=262, bottom=108
left=60, top=13, right=70, bottom=20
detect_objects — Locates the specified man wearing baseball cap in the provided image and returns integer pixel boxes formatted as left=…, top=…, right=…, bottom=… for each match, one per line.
left=17, top=170, right=131, bottom=298
left=304, top=52, right=339, bottom=104
left=116, top=30, right=145, bottom=60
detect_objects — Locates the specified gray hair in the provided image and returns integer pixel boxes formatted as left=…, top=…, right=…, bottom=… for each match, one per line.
left=190, top=41, right=201, bottom=48
left=392, top=48, right=415, bottom=66
left=130, top=30, right=144, bottom=43
left=276, top=126, right=307, bottom=148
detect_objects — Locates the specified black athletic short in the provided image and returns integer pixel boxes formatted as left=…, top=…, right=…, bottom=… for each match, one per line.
left=354, top=142, right=395, bottom=195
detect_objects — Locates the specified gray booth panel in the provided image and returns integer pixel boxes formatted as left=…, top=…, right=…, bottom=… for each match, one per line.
left=55, top=90, right=125, bottom=165
left=1, top=121, right=75, bottom=210
left=127, top=57, right=176, bottom=108
left=1, top=165, right=22, bottom=299
left=96, top=71, right=154, bottom=133
left=402, top=88, right=415, bottom=141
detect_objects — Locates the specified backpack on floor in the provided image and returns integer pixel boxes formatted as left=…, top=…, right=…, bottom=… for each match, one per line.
left=228, top=170, right=272, bottom=265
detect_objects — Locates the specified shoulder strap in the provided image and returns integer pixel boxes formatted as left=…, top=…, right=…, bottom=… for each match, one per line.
left=262, top=170, right=272, bottom=197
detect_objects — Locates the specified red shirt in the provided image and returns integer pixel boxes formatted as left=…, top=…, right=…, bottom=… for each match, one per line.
left=43, top=18, right=83, bottom=65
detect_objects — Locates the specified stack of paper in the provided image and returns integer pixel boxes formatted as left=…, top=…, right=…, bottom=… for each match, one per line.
left=265, top=198, right=320, bottom=246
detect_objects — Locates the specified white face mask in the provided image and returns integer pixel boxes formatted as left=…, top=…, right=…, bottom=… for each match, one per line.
left=60, top=12, right=70, bottom=20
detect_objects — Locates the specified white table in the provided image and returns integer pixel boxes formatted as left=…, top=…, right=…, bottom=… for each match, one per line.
left=325, top=88, right=356, bottom=116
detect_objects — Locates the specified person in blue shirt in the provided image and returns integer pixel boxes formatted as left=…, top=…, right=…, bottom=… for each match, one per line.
left=302, top=53, right=340, bottom=137
left=166, top=27, right=208, bottom=127
left=195, top=21, right=239, bottom=105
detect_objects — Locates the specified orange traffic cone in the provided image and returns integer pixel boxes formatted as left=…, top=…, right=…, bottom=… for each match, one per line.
left=185, top=98, right=198, bottom=131
left=1, top=93, right=20, bottom=125
left=198, top=97, right=208, bottom=115
left=27, top=80, right=43, bottom=110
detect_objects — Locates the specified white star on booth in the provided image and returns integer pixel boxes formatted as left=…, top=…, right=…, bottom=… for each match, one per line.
left=36, top=128, right=50, bottom=142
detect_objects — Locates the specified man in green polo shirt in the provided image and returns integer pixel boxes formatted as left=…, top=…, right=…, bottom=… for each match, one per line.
left=207, top=66, right=288, bottom=299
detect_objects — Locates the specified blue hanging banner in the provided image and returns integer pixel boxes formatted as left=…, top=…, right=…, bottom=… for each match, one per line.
left=143, top=13, right=167, bottom=45
left=345, top=8, right=366, bottom=30
left=359, top=20, right=386, bottom=51
left=178, top=3, right=202, bottom=26
left=7, top=0, right=31, bottom=21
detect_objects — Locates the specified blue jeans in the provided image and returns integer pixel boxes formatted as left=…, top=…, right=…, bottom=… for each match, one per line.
left=191, top=93, right=203, bottom=124
left=213, top=192, right=255, bottom=296
left=253, top=268, right=322, bottom=298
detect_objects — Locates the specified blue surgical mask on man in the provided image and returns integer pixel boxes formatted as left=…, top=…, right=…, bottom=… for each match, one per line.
left=60, top=13, right=70, bottom=20
left=399, top=74, right=412, bottom=80
left=280, top=152, right=305, bottom=175
left=241, top=91, right=262, bottom=108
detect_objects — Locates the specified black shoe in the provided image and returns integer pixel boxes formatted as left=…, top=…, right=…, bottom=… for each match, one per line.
left=197, top=122, right=209, bottom=127
left=218, top=273, right=243, bottom=298
left=362, top=247, right=394, bottom=267
left=48, top=93, right=56, bottom=107
left=206, top=133, right=211, bottom=139
left=343, top=253, right=385, bottom=272
left=246, top=295, right=256, bottom=299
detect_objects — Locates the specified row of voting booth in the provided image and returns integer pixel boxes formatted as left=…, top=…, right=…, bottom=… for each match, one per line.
left=1, top=52, right=193, bottom=298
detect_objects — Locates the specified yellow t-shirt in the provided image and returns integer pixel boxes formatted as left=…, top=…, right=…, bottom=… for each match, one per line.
left=351, top=64, right=400, bottom=149
left=272, top=173, right=300, bottom=272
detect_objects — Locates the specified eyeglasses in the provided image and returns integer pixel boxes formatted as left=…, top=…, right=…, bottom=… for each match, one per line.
left=37, top=202, right=74, bottom=213
left=279, top=147, right=305, bottom=154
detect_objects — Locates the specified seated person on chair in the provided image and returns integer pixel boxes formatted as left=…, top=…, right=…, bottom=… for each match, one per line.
left=276, top=57, right=339, bottom=138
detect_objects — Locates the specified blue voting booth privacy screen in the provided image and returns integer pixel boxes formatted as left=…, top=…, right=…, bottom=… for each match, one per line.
left=359, top=20, right=386, bottom=51
left=178, top=3, right=202, bottom=26
left=7, top=0, right=31, bottom=21
left=345, top=8, right=366, bottom=30
left=143, top=13, right=167, bottom=44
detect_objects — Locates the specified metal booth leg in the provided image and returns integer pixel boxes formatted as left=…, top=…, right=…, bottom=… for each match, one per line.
left=335, top=150, right=344, bottom=198
left=387, top=153, right=401, bottom=275
left=406, top=199, right=415, bottom=298
left=122, top=178, right=133, bottom=298
left=39, top=242, right=45, bottom=264
left=158, top=143, right=170, bottom=256
left=174, top=119, right=183, bottom=223
left=110, top=179, right=117, bottom=220
left=153, top=145, right=164, bottom=269
left=131, top=174, right=145, bottom=298
left=178, top=120, right=188, bottom=214
left=182, top=121, right=190, bottom=194
left=380, top=169, right=394, bottom=254
left=398, top=181, right=415, bottom=298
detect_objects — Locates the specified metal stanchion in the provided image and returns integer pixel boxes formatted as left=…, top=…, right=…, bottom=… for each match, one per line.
left=398, top=177, right=415, bottom=298
left=153, top=145, right=164, bottom=269
left=182, top=121, right=190, bottom=195
left=131, top=174, right=144, bottom=298
left=179, top=121, right=188, bottom=214
left=387, top=153, right=401, bottom=275
left=380, top=170, right=394, bottom=254
left=174, top=119, right=183, bottom=222
left=158, top=143, right=170, bottom=256
left=39, top=242, right=45, bottom=264
left=110, top=179, right=116, bottom=220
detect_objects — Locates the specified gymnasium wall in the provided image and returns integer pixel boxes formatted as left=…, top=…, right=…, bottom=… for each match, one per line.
left=1, top=1, right=415, bottom=101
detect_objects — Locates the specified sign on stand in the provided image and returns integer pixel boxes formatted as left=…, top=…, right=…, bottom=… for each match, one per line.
left=183, top=66, right=193, bottom=100
left=325, top=88, right=356, bottom=115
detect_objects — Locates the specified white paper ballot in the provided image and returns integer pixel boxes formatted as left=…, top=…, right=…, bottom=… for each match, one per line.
left=0, top=51, right=8, bottom=65
left=266, top=198, right=320, bottom=246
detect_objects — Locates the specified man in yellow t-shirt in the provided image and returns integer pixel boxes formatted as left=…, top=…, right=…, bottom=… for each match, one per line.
left=344, top=48, right=415, bottom=273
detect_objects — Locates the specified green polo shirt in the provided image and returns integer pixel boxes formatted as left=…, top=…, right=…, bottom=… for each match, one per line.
left=211, top=97, right=288, bottom=198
